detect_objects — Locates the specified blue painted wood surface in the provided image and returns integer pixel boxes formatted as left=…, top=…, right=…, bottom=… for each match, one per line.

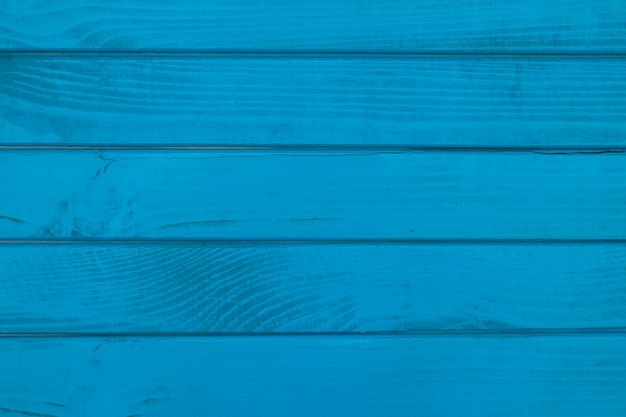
left=1, top=242, right=626, bottom=333
left=1, top=336, right=625, bottom=417
left=2, top=150, right=626, bottom=239
left=1, top=1, right=626, bottom=416
left=1, top=0, right=625, bottom=52
left=1, top=55, right=625, bottom=147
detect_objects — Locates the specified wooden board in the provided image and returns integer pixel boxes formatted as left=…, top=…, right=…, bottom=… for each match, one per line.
left=1, top=242, right=626, bottom=334
left=0, top=335, right=625, bottom=416
left=1, top=150, right=626, bottom=240
left=3, top=2, right=626, bottom=415
left=1, top=0, right=625, bottom=52
left=1, top=55, right=625, bottom=146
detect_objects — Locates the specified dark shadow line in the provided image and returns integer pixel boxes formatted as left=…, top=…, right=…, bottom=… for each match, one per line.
left=1, top=328, right=625, bottom=338
left=1, top=50, right=626, bottom=58
left=0, top=145, right=625, bottom=154
left=1, top=238, right=626, bottom=245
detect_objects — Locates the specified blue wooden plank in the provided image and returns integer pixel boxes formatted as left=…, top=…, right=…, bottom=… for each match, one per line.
left=1, top=55, right=625, bottom=146
left=1, top=242, right=626, bottom=333
left=1, top=150, right=625, bottom=240
left=0, top=335, right=625, bottom=416
left=1, top=0, right=625, bottom=52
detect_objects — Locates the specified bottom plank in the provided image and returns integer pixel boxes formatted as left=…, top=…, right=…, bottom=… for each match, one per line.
left=0, top=335, right=624, bottom=416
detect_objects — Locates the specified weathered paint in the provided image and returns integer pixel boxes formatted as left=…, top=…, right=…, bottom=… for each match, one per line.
left=1, top=1, right=625, bottom=416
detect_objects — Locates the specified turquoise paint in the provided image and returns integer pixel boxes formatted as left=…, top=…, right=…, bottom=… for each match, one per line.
left=1, top=1, right=625, bottom=415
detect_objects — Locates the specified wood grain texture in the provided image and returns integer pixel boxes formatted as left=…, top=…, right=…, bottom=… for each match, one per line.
left=1, top=55, right=625, bottom=146
left=1, top=243, right=626, bottom=333
left=1, top=0, right=625, bottom=52
left=1, top=150, right=626, bottom=239
left=3, top=2, right=625, bottom=414
left=1, top=335, right=625, bottom=416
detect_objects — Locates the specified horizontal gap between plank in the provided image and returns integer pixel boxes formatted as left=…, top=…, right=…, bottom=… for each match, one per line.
left=1, top=50, right=626, bottom=59
left=1, top=328, right=626, bottom=338
left=0, top=145, right=624, bottom=155
left=1, top=239, right=626, bottom=245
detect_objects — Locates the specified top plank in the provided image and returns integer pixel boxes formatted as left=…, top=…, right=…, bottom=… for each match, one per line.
left=1, top=0, right=625, bottom=52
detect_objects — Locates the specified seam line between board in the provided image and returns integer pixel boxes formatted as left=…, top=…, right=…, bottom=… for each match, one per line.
left=0, top=146, right=624, bottom=154
left=1, top=50, right=626, bottom=58
left=1, top=239, right=626, bottom=245
left=1, top=328, right=626, bottom=338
